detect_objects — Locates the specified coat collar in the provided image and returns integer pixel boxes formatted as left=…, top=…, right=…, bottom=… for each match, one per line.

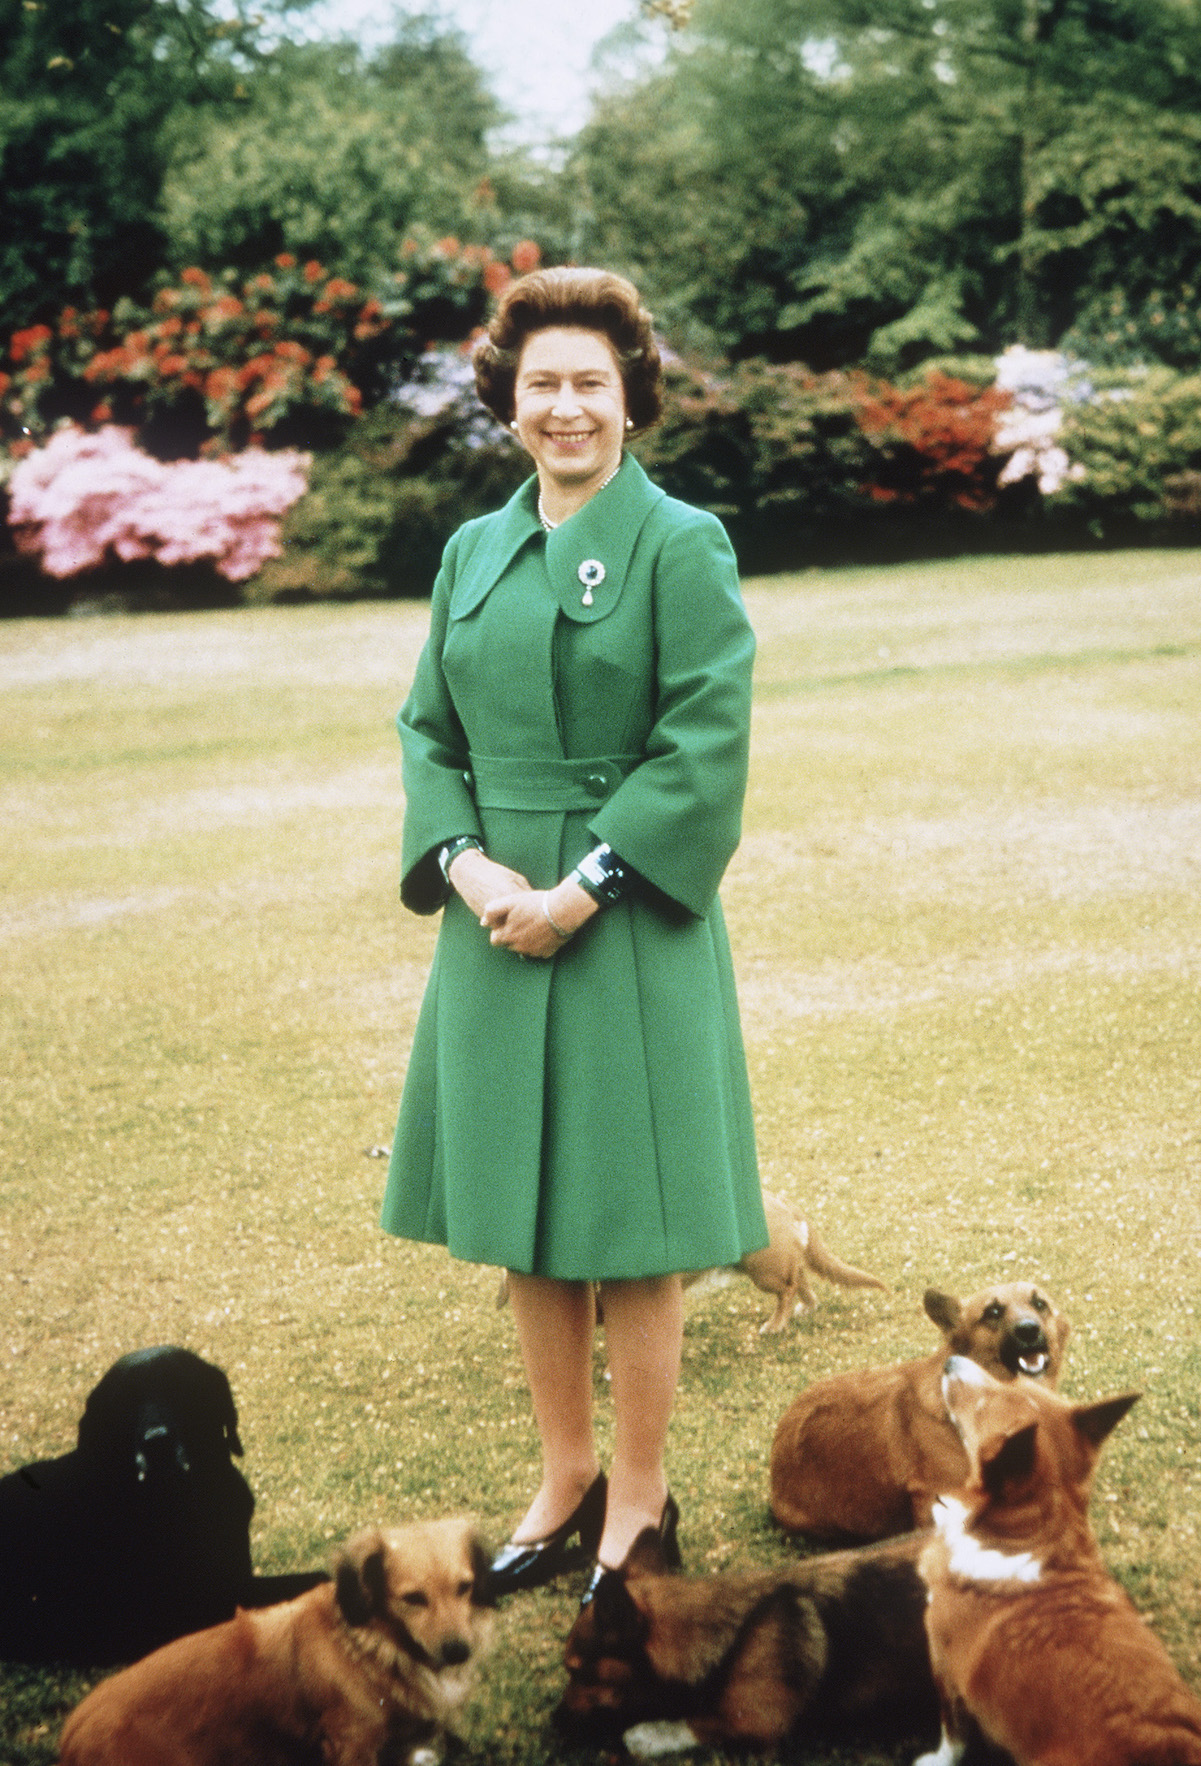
left=448, top=452, right=664, bottom=624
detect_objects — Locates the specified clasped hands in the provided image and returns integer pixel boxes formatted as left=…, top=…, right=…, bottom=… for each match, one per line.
left=446, top=847, right=598, bottom=960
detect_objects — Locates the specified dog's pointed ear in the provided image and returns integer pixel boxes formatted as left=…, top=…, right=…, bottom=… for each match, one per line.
left=980, top=1420, right=1038, bottom=1495
left=1073, top=1391, right=1139, bottom=1449
left=335, top=1528, right=389, bottom=1627
left=470, top=1534, right=496, bottom=1607
left=924, top=1289, right=962, bottom=1334
left=590, top=1568, right=644, bottom=1639
left=623, top=1526, right=670, bottom=1578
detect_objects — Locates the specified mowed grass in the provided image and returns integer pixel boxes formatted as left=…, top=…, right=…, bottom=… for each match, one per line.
left=2, top=548, right=1200, bottom=1764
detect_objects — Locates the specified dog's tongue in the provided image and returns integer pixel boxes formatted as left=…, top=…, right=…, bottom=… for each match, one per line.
left=1019, top=1351, right=1049, bottom=1376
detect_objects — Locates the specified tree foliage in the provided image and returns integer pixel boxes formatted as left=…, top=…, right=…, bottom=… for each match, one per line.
left=574, top=0, right=1201, bottom=369
left=160, top=22, right=502, bottom=281
left=0, top=0, right=296, bottom=331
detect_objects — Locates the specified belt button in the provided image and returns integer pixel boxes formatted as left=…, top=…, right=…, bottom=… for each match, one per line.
left=584, top=771, right=608, bottom=798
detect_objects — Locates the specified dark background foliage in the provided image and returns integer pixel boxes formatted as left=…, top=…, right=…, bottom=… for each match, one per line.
left=4, top=0, right=1201, bottom=610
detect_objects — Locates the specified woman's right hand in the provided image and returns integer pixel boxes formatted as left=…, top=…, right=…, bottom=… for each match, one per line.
left=447, top=845, right=532, bottom=919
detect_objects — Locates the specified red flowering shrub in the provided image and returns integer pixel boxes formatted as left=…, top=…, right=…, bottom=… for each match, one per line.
left=511, top=239, right=542, bottom=275
left=0, top=235, right=542, bottom=460
left=852, top=370, right=1013, bottom=513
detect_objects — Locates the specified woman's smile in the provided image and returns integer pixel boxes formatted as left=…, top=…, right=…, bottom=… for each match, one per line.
left=513, top=326, right=627, bottom=518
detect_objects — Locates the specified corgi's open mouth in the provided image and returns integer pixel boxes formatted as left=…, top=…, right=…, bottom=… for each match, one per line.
left=999, top=1325, right=1053, bottom=1379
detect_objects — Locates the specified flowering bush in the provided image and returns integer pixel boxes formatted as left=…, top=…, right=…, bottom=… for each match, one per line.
left=1045, top=364, right=1201, bottom=529
left=0, top=235, right=542, bottom=460
left=987, top=347, right=1201, bottom=528
left=9, top=425, right=309, bottom=580
left=638, top=360, right=1014, bottom=563
left=992, top=346, right=1089, bottom=497
left=852, top=370, right=1013, bottom=513
left=265, top=344, right=526, bottom=600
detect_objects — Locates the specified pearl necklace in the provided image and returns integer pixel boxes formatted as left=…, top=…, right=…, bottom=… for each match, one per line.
left=538, top=460, right=622, bottom=532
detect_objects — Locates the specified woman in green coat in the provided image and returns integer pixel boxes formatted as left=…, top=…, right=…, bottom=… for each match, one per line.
left=381, top=267, right=767, bottom=1600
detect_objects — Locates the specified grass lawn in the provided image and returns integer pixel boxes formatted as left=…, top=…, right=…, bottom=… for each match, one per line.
left=2, top=547, right=1200, bottom=1764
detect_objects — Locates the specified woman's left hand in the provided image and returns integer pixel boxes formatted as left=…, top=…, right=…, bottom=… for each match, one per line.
left=482, top=880, right=598, bottom=959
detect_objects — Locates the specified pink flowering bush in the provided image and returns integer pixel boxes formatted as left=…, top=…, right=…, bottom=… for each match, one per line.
left=9, top=425, right=309, bottom=581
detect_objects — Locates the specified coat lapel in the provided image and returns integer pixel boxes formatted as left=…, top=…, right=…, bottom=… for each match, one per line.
left=546, top=453, right=664, bottom=624
left=447, top=454, right=664, bottom=624
left=447, top=480, right=542, bottom=621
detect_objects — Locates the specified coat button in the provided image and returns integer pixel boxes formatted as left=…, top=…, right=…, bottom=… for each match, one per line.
left=584, top=771, right=608, bottom=798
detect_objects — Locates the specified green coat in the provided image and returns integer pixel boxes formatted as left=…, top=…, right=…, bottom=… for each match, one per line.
left=380, top=453, right=767, bottom=1279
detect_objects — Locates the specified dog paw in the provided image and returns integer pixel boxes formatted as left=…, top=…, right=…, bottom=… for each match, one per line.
left=912, top=1738, right=966, bottom=1766
left=623, top=1719, right=701, bottom=1758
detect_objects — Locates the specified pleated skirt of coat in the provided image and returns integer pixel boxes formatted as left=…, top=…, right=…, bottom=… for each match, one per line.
left=380, top=800, right=765, bottom=1281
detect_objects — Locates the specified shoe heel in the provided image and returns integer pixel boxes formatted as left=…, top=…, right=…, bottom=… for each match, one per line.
left=577, top=1471, right=608, bottom=1556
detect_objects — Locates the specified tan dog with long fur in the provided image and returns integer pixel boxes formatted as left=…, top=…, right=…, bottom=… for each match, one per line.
left=57, top=1518, right=493, bottom=1766
left=916, top=1356, right=1201, bottom=1766
left=771, top=1282, right=1069, bottom=1539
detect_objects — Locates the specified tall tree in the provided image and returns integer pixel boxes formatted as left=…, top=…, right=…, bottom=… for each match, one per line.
left=575, top=0, right=1201, bottom=367
left=0, top=0, right=291, bottom=330
left=161, top=18, right=503, bottom=280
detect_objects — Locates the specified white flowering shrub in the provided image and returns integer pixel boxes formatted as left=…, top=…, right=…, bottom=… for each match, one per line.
left=992, top=346, right=1089, bottom=496
left=389, top=345, right=512, bottom=449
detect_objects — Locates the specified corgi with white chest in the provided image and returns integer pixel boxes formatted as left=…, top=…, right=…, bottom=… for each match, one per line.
left=916, top=1356, right=1201, bottom=1766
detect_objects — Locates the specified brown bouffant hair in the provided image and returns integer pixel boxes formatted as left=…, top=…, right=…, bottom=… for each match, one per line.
left=473, top=266, right=662, bottom=432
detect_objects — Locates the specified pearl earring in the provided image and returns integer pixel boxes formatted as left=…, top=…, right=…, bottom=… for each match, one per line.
left=626, top=418, right=634, bottom=430
left=510, top=419, right=518, bottom=431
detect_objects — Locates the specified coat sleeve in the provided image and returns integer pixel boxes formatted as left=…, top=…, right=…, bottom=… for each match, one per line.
left=396, top=530, right=484, bottom=914
left=589, top=505, right=754, bottom=918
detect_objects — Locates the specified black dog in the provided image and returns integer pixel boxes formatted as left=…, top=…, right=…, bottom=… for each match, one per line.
left=0, top=1345, right=323, bottom=1665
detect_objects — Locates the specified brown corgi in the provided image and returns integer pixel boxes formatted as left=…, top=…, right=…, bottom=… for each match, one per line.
left=916, top=1356, right=1201, bottom=1766
left=771, top=1281, right=1069, bottom=1540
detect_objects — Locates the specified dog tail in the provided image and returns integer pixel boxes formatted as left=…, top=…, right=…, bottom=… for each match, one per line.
left=804, top=1225, right=888, bottom=1292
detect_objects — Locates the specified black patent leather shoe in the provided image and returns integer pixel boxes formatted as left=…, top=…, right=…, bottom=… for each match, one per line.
left=578, top=1491, right=681, bottom=1609
left=485, top=1472, right=607, bottom=1598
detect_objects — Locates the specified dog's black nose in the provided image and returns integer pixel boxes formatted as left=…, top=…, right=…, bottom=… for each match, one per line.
left=1012, top=1319, right=1046, bottom=1347
left=441, top=1638, right=471, bottom=1667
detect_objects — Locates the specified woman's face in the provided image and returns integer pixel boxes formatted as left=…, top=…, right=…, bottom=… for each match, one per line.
left=512, top=326, right=627, bottom=499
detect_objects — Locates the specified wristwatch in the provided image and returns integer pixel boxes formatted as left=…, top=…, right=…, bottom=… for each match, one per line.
left=438, top=835, right=482, bottom=883
left=570, top=843, right=631, bottom=906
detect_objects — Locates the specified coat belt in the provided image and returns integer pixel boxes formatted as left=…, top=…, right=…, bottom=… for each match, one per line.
left=466, top=752, right=639, bottom=812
